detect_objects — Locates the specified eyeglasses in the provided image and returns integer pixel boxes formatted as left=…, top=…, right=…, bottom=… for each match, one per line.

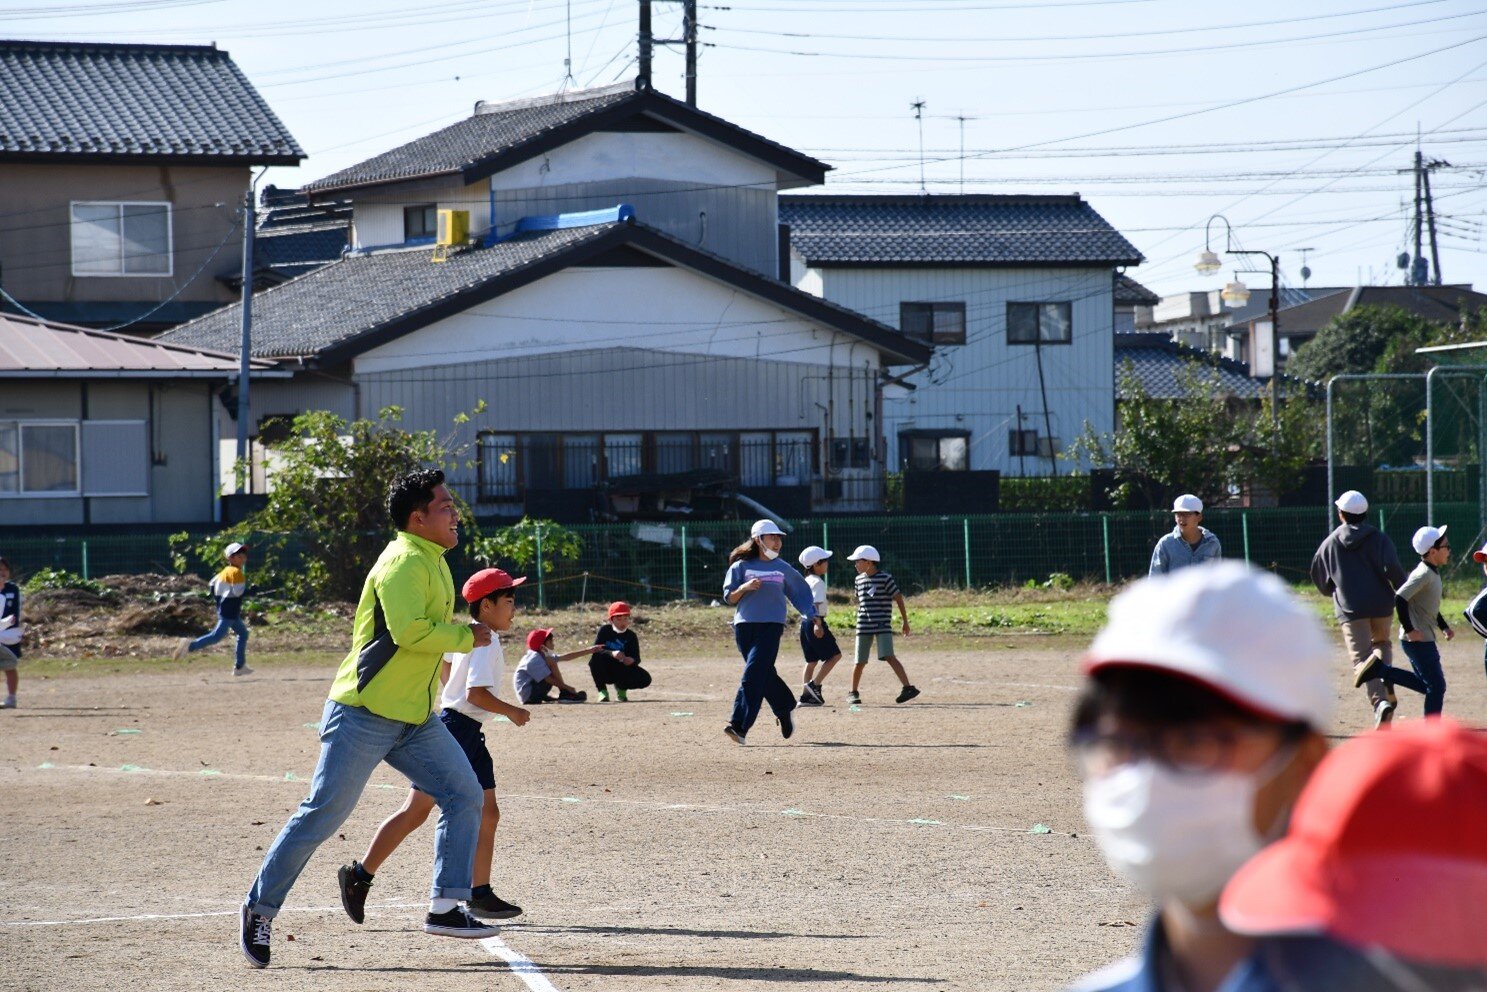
left=1071, top=723, right=1299, bottom=777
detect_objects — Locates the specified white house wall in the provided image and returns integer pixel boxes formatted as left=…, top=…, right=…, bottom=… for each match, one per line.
left=488, top=131, right=776, bottom=192
left=815, top=266, right=1116, bottom=476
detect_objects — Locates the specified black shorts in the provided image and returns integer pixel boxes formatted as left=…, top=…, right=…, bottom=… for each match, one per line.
left=433, top=708, right=496, bottom=791
left=799, top=617, right=841, bottom=663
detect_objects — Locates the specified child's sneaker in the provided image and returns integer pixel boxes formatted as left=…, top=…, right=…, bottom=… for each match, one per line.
left=337, top=861, right=372, bottom=924
left=465, top=890, right=523, bottom=920
left=724, top=725, right=747, bottom=746
left=172, top=637, right=191, bottom=660
left=0, top=694, right=15, bottom=709
left=799, top=682, right=823, bottom=706
left=423, top=906, right=499, bottom=938
left=615, top=688, right=628, bottom=702
left=240, top=903, right=272, bottom=968
left=778, top=710, right=794, bottom=740
left=597, top=689, right=610, bottom=703
left=234, top=666, right=254, bottom=677
left=895, top=685, right=921, bottom=704
left=846, top=690, right=861, bottom=705
left=557, top=688, right=587, bottom=704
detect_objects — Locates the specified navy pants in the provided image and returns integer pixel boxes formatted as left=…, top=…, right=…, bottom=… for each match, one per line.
left=1397, top=639, right=1447, bottom=716
left=729, top=622, right=796, bottom=735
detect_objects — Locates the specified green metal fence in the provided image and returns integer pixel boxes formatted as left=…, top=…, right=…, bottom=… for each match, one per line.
left=4, top=503, right=1482, bottom=607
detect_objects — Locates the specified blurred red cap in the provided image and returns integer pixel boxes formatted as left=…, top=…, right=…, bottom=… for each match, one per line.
left=607, top=601, right=631, bottom=618
left=461, top=568, right=526, bottom=602
left=525, top=628, right=554, bottom=651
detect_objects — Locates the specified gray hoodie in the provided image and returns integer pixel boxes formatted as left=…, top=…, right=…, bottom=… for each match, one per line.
left=1310, top=522, right=1407, bottom=621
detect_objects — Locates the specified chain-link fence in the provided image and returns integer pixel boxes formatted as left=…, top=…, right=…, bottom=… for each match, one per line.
left=4, top=502, right=1483, bottom=607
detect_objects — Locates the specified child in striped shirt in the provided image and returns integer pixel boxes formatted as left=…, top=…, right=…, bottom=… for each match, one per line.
left=846, top=545, right=919, bottom=705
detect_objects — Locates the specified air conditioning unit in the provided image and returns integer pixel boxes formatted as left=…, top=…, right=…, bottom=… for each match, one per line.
left=436, top=209, right=469, bottom=247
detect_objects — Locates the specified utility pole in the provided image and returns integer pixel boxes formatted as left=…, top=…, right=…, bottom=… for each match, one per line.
left=957, top=115, right=967, bottom=194
left=1422, top=158, right=1443, bottom=285
left=912, top=100, right=927, bottom=195
left=1401, top=148, right=1449, bottom=285
left=637, top=0, right=653, bottom=90
left=636, top=0, right=699, bottom=105
left=236, top=187, right=256, bottom=487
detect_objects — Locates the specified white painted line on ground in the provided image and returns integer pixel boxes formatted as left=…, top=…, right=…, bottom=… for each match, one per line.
left=4, top=900, right=422, bottom=928
left=482, top=934, right=563, bottom=992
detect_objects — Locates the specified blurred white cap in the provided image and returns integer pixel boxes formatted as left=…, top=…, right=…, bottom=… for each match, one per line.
left=1335, top=490, right=1369, bottom=515
left=798, top=546, right=833, bottom=568
left=846, top=545, right=880, bottom=562
left=1411, top=525, right=1447, bottom=556
left=1172, top=494, right=1203, bottom=514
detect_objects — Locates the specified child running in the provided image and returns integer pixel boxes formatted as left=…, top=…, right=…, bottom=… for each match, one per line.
left=846, top=545, right=919, bottom=705
left=0, top=557, right=22, bottom=709
left=338, top=567, right=530, bottom=926
left=721, top=519, right=822, bottom=745
left=1463, top=541, right=1487, bottom=684
left=514, top=629, right=599, bottom=704
left=1352, top=524, right=1453, bottom=717
left=796, top=546, right=840, bottom=706
left=590, top=601, right=652, bottom=702
left=174, top=541, right=251, bottom=675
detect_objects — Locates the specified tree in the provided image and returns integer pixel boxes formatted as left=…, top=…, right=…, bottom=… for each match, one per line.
left=1286, top=305, right=1440, bottom=382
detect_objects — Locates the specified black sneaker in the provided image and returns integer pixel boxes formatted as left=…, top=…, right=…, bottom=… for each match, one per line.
left=846, top=690, right=861, bottom=705
left=557, top=688, right=587, bottom=704
left=896, top=685, right=921, bottom=704
left=423, top=906, right=500, bottom=938
left=465, top=891, right=524, bottom=920
left=724, top=725, right=747, bottom=746
left=1353, top=649, right=1384, bottom=689
left=240, top=903, right=271, bottom=968
left=338, top=862, right=371, bottom=924
left=799, top=682, right=823, bottom=706
left=778, top=709, right=795, bottom=740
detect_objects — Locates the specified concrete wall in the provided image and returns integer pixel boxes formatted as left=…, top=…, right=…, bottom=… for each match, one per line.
left=0, top=162, right=247, bottom=310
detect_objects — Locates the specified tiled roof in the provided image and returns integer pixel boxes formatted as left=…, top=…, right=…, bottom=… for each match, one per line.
left=1257, top=284, right=1487, bottom=335
left=1115, top=273, right=1159, bottom=306
left=780, top=194, right=1143, bottom=267
left=252, top=186, right=350, bottom=281
left=306, top=82, right=828, bottom=194
left=158, top=218, right=929, bottom=365
left=0, top=311, right=281, bottom=377
left=1114, top=332, right=1265, bottom=400
left=0, top=40, right=301, bottom=163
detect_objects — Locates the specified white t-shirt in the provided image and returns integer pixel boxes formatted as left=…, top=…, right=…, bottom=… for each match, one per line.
left=440, top=639, right=506, bottom=723
left=805, top=574, right=828, bottom=617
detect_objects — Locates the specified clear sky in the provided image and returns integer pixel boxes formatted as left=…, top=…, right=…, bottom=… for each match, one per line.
left=13, top=0, right=1487, bottom=300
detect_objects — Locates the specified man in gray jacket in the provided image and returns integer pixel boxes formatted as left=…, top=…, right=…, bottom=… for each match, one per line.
left=1310, top=490, right=1408, bottom=726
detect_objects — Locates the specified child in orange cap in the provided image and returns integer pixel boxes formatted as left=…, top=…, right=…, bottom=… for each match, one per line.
left=513, top=628, right=601, bottom=704
left=590, top=601, right=652, bottom=702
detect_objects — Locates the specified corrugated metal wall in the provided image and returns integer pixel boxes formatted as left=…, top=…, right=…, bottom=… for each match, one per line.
left=816, top=267, right=1116, bottom=475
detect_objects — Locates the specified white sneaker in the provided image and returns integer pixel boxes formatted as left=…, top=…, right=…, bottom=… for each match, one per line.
left=1, top=695, right=15, bottom=709
left=171, top=638, right=191, bottom=660
left=234, top=666, right=254, bottom=677
left=1374, top=698, right=1396, bottom=728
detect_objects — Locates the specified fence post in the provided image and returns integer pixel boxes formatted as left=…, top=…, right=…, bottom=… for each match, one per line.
left=580, top=571, right=589, bottom=604
left=962, top=518, right=972, bottom=589
left=680, top=525, right=689, bottom=601
left=821, top=521, right=830, bottom=588
left=1242, top=512, right=1251, bottom=564
left=535, top=525, right=546, bottom=610
left=1101, top=515, right=1112, bottom=585
left=81, top=540, right=90, bottom=580
left=1379, top=508, right=1387, bottom=540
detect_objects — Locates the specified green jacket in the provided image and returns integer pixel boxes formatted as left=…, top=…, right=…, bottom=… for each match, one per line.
left=328, top=531, right=474, bottom=724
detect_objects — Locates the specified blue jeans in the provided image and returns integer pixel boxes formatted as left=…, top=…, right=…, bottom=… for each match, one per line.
left=1398, top=639, right=1447, bottom=716
left=730, top=622, right=796, bottom=735
left=246, top=699, right=482, bottom=917
left=190, top=616, right=248, bottom=669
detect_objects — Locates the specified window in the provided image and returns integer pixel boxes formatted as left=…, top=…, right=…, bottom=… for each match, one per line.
left=699, top=433, right=734, bottom=474
left=655, top=433, right=695, bottom=475
left=404, top=204, right=437, bottom=241
left=1009, top=429, right=1040, bottom=457
left=563, top=435, right=600, bottom=489
left=739, top=432, right=773, bottom=486
left=1008, top=302, right=1073, bottom=345
left=522, top=434, right=562, bottom=489
left=901, top=302, right=967, bottom=345
left=900, top=431, right=969, bottom=472
left=0, top=421, right=80, bottom=494
left=604, top=434, right=643, bottom=478
left=71, top=202, right=171, bottom=276
left=477, top=433, right=518, bottom=500
left=775, top=432, right=814, bottom=484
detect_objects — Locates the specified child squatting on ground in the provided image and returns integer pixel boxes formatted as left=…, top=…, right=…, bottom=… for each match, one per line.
left=0, top=557, right=23, bottom=709
left=796, top=546, right=841, bottom=706
left=846, top=545, right=919, bottom=705
left=514, top=628, right=603, bottom=704
left=590, top=600, right=652, bottom=702
left=339, top=567, right=532, bottom=925
left=174, top=541, right=252, bottom=675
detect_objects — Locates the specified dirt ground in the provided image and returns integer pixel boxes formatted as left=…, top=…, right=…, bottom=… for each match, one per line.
left=6, top=632, right=1486, bottom=992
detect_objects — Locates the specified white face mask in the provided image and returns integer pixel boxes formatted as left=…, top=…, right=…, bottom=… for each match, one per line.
left=760, top=547, right=780, bottom=561
left=1082, top=750, right=1291, bottom=908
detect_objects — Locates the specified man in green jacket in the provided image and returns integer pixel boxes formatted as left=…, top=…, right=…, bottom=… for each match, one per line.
left=241, top=469, right=497, bottom=968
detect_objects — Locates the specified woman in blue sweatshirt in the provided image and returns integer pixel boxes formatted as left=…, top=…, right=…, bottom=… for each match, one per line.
left=721, top=519, right=823, bottom=745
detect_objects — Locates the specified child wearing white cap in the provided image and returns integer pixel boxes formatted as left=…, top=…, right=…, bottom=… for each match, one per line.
left=1148, top=494, right=1221, bottom=576
left=173, top=541, right=252, bottom=675
left=795, top=546, right=841, bottom=706
left=846, top=545, right=918, bottom=705
left=1462, top=542, right=1487, bottom=685
left=1352, top=524, right=1453, bottom=717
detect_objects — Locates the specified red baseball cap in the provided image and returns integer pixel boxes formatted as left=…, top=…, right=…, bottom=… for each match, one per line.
left=461, top=567, right=526, bottom=603
left=525, top=628, right=554, bottom=651
left=607, top=601, right=631, bottom=618
left=1220, top=719, right=1487, bottom=968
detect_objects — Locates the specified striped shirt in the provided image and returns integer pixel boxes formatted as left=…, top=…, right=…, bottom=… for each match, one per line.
left=853, top=570, right=900, bottom=634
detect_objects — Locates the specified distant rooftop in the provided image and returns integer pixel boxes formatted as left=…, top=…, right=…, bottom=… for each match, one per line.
left=0, top=311, right=282, bottom=378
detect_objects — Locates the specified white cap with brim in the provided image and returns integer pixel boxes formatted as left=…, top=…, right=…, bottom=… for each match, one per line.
left=1335, top=490, right=1369, bottom=515
left=750, top=519, right=786, bottom=539
left=1083, top=561, right=1334, bottom=731
left=798, top=546, right=833, bottom=568
left=1172, top=494, right=1203, bottom=514
left=1411, top=525, right=1447, bottom=556
left=224, top=542, right=248, bottom=558
left=846, top=545, right=880, bottom=562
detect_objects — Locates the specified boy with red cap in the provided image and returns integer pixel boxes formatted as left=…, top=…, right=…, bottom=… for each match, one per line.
left=339, top=566, right=532, bottom=929
left=1220, top=719, right=1487, bottom=988
left=513, top=627, right=600, bottom=704
left=589, top=601, right=651, bottom=702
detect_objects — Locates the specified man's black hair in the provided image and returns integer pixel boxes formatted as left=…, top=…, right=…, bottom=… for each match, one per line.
left=1341, top=510, right=1366, bottom=525
left=467, top=588, right=516, bottom=619
left=387, top=469, right=446, bottom=530
left=1070, top=667, right=1303, bottom=737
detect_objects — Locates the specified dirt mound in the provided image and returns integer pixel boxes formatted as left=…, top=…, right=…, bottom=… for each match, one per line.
left=95, top=573, right=200, bottom=598
left=113, top=600, right=216, bottom=636
left=23, top=586, right=116, bottom=622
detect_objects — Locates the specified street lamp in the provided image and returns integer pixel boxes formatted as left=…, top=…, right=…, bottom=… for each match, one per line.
left=1196, top=214, right=1280, bottom=432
